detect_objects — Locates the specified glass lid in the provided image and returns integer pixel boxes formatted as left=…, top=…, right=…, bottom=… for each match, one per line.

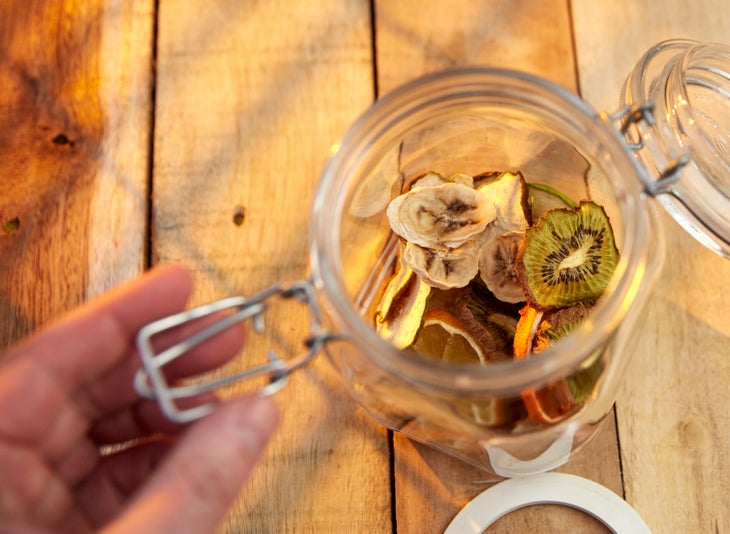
left=621, top=39, right=730, bottom=258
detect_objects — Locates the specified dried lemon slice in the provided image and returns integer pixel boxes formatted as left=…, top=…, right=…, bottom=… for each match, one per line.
left=412, top=310, right=486, bottom=364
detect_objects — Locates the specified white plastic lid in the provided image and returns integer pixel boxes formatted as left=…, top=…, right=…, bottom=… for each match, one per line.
left=444, top=472, right=651, bottom=533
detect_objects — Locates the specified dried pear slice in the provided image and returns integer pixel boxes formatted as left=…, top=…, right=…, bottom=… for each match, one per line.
left=476, top=171, right=531, bottom=244
left=410, top=171, right=474, bottom=190
left=526, top=182, right=576, bottom=221
left=375, top=257, right=431, bottom=349
left=386, top=182, right=496, bottom=249
left=516, top=201, right=619, bottom=309
left=403, top=239, right=479, bottom=289
left=477, top=231, right=526, bottom=304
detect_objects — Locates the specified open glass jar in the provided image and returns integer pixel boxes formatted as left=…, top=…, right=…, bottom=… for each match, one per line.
left=136, top=39, right=730, bottom=477
left=309, top=38, right=730, bottom=476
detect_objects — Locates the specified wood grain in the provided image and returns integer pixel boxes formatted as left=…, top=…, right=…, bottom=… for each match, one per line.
left=152, top=1, right=391, bottom=531
left=0, top=0, right=152, bottom=348
left=3, top=1, right=726, bottom=532
left=87, top=0, right=155, bottom=297
left=374, top=1, right=622, bottom=532
left=374, top=0, right=577, bottom=95
left=572, top=2, right=730, bottom=532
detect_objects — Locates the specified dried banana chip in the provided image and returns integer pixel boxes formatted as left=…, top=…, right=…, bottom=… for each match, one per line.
left=478, top=231, right=526, bottom=304
left=403, top=239, right=480, bottom=290
left=387, top=182, right=496, bottom=249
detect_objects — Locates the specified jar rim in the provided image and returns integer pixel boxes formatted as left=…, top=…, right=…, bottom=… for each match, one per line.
left=311, top=67, right=651, bottom=395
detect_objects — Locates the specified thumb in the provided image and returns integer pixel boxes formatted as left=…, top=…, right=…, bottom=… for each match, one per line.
left=102, top=395, right=279, bottom=534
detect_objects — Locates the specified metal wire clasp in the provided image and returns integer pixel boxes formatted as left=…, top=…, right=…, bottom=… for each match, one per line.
left=134, top=279, right=336, bottom=423
left=607, top=101, right=691, bottom=196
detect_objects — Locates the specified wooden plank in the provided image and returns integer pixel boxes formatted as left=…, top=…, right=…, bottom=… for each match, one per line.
left=375, top=0, right=577, bottom=95
left=374, top=1, right=623, bottom=532
left=0, top=0, right=152, bottom=349
left=152, top=1, right=392, bottom=531
left=572, top=0, right=730, bottom=112
left=88, top=1, right=156, bottom=296
left=572, top=3, right=730, bottom=532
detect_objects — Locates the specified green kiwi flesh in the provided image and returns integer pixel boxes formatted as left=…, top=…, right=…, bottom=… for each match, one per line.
left=516, top=201, right=619, bottom=309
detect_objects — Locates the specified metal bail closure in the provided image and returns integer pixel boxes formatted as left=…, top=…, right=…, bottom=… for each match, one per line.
left=607, top=98, right=730, bottom=258
left=608, top=101, right=691, bottom=196
left=134, top=279, right=339, bottom=423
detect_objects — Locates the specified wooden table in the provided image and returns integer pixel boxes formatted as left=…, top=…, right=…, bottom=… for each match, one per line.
left=2, top=1, right=730, bottom=532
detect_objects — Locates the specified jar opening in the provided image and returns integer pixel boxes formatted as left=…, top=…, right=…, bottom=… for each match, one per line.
left=312, top=68, right=653, bottom=396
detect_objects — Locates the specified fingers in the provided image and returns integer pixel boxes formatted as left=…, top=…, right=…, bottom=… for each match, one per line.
left=101, top=395, right=279, bottom=534
left=0, top=442, right=90, bottom=533
left=74, top=439, right=175, bottom=529
left=74, top=309, right=246, bottom=422
left=81, top=306, right=248, bottom=442
left=3, top=264, right=247, bottom=433
left=89, top=392, right=218, bottom=445
left=0, top=266, right=197, bottom=449
left=3, top=265, right=194, bottom=394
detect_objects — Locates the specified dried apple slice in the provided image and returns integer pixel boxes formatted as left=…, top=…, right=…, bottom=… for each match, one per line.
left=375, top=257, right=431, bottom=349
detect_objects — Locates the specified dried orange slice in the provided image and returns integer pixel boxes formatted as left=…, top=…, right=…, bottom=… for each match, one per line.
left=412, top=310, right=486, bottom=364
left=513, top=304, right=574, bottom=424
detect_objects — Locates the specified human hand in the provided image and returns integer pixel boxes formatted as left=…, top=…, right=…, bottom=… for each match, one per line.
left=0, top=265, right=279, bottom=533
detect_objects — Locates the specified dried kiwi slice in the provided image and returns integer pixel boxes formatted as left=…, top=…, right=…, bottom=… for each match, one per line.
left=516, top=201, right=619, bottom=309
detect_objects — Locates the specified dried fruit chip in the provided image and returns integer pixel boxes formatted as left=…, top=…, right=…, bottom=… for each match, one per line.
left=527, top=182, right=577, bottom=221
left=516, top=201, right=619, bottom=309
left=386, top=182, right=496, bottom=249
left=477, top=231, right=526, bottom=303
left=375, top=257, right=431, bottom=349
left=410, top=171, right=474, bottom=190
left=412, top=310, right=486, bottom=364
left=513, top=304, right=575, bottom=424
left=476, top=171, right=531, bottom=244
left=404, top=239, right=480, bottom=289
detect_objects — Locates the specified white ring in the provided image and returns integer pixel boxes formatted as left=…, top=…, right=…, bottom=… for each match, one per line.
left=444, top=473, right=651, bottom=533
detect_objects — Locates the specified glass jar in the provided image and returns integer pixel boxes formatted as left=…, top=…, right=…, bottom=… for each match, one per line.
left=308, top=39, right=730, bottom=476
left=135, top=39, right=730, bottom=478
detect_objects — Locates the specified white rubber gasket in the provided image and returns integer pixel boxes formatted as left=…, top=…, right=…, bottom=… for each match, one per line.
left=444, top=473, right=652, bottom=534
